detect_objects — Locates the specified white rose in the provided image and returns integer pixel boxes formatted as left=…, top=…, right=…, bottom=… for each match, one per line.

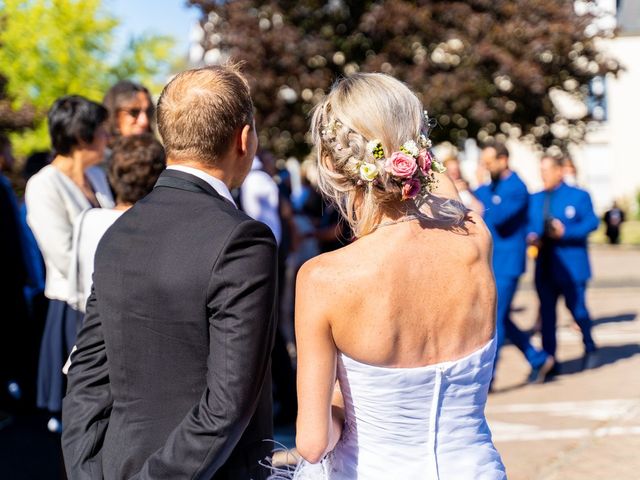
left=402, top=140, right=419, bottom=157
left=359, top=162, right=379, bottom=182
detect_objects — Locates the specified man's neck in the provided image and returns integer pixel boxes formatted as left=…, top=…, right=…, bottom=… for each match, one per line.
left=167, top=158, right=233, bottom=189
left=545, top=181, right=563, bottom=192
left=500, top=168, right=512, bottom=180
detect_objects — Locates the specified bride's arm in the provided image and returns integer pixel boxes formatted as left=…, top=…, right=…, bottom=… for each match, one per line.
left=294, top=258, right=342, bottom=464
left=329, top=383, right=345, bottom=449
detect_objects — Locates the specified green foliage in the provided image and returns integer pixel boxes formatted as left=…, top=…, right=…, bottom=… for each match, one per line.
left=0, top=0, right=178, bottom=156
left=110, top=33, right=180, bottom=94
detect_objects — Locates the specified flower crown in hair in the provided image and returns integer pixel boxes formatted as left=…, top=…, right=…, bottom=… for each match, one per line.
left=359, top=111, right=446, bottom=200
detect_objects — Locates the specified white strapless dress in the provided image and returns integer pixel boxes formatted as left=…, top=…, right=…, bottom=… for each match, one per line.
left=292, top=336, right=506, bottom=479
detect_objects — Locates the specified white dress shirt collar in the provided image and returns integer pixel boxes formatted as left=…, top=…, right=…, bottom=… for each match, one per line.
left=166, top=165, right=237, bottom=207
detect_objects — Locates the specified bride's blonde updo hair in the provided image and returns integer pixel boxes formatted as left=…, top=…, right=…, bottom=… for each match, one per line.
left=311, top=73, right=468, bottom=237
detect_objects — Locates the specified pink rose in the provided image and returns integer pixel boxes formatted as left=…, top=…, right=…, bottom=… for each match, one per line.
left=385, top=151, right=418, bottom=178
left=417, top=149, right=432, bottom=174
left=401, top=178, right=421, bottom=200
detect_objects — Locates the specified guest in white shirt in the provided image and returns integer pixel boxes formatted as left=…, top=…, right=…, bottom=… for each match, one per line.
left=68, top=133, right=166, bottom=313
left=240, top=154, right=282, bottom=244
left=25, top=95, right=114, bottom=418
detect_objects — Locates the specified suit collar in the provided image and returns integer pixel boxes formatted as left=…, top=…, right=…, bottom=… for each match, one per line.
left=547, top=181, right=566, bottom=194
left=155, top=169, right=225, bottom=201
left=165, top=165, right=237, bottom=206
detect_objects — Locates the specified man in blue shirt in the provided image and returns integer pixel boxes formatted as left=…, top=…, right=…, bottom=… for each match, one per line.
left=475, top=144, right=553, bottom=384
left=528, top=155, right=599, bottom=374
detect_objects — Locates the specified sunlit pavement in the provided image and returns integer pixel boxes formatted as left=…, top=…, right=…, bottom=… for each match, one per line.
left=489, top=245, right=640, bottom=480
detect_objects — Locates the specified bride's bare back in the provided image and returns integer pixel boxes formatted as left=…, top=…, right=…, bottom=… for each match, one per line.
left=299, top=211, right=495, bottom=369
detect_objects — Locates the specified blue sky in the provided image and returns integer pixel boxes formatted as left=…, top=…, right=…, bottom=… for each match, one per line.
left=106, top=0, right=201, bottom=57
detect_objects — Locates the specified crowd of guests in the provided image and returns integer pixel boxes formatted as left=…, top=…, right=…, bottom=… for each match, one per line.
left=447, top=143, right=605, bottom=386
left=0, top=78, right=627, bottom=437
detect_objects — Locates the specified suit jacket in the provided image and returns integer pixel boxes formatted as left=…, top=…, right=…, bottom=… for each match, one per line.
left=62, top=169, right=278, bottom=479
left=474, top=171, right=529, bottom=279
left=528, top=182, right=598, bottom=283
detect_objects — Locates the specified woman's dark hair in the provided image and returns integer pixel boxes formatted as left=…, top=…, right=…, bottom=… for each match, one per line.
left=108, top=133, right=165, bottom=204
left=103, top=80, right=154, bottom=138
left=47, top=95, right=108, bottom=155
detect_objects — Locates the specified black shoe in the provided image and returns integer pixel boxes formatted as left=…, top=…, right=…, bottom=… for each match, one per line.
left=528, top=356, right=556, bottom=384
left=544, top=362, right=560, bottom=382
left=581, top=350, right=599, bottom=371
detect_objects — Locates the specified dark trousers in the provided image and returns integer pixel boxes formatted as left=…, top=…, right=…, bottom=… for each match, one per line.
left=36, top=300, right=83, bottom=412
left=535, top=275, right=596, bottom=358
left=495, top=276, right=547, bottom=370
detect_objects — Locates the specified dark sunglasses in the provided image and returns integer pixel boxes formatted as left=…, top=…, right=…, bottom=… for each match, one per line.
left=120, top=107, right=154, bottom=119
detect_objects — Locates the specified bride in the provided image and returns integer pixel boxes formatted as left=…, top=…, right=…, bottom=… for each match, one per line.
left=289, top=73, right=506, bottom=479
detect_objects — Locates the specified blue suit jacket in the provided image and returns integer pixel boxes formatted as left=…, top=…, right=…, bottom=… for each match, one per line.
left=475, top=171, right=528, bottom=279
left=528, top=182, right=598, bottom=283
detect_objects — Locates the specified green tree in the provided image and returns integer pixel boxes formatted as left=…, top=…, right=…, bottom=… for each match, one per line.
left=189, top=0, right=620, bottom=158
left=0, top=0, right=178, bottom=156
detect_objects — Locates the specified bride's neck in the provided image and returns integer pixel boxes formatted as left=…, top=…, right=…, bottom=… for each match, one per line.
left=374, top=201, right=422, bottom=224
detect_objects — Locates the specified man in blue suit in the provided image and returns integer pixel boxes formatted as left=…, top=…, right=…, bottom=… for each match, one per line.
left=528, top=155, right=599, bottom=373
left=475, top=143, right=553, bottom=384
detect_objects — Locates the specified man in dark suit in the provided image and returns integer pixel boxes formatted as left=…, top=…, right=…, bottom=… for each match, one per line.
left=62, top=65, right=278, bottom=479
left=528, top=155, right=599, bottom=372
left=474, top=143, right=553, bottom=384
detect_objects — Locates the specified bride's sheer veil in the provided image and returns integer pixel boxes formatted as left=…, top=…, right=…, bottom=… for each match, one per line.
left=310, top=73, right=468, bottom=238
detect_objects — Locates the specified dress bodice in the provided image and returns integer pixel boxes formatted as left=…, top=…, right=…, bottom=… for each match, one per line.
left=294, top=336, right=506, bottom=480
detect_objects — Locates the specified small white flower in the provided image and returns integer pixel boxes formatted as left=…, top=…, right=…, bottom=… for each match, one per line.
left=418, top=134, right=432, bottom=149
left=359, top=162, right=379, bottom=182
left=402, top=140, right=419, bottom=157
left=367, top=139, right=381, bottom=152
left=431, top=160, right=447, bottom=174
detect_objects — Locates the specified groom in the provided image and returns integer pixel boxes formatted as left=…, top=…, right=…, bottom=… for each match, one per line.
left=62, top=66, right=278, bottom=479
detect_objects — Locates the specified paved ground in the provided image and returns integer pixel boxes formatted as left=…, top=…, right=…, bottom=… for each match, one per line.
left=1, top=245, right=638, bottom=479
left=489, top=245, right=640, bottom=480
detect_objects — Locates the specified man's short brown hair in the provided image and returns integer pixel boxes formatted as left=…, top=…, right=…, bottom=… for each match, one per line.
left=156, top=65, right=253, bottom=165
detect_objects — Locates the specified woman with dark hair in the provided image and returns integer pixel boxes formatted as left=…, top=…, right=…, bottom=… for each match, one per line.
left=103, top=80, right=154, bottom=139
left=25, top=95, right=114, bottom=426
left=67, top=133, right=166, bottom=313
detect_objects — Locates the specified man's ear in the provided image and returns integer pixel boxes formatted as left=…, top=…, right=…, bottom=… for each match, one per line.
left=237, top=124, right=252, bottom=155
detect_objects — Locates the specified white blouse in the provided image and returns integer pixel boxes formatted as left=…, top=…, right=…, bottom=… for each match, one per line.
left=67, top=208, right=124, bottom=312
left=25, top=165, right=114, bottom=301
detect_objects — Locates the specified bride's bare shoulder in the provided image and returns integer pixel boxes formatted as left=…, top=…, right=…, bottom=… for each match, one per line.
left=296, top=246, right=357, bottom=299
left=298, top=247, right=345, bottom=279
left=463, top=211, right=492, bottom=248
left=295, top=250, right=350, bottom=327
